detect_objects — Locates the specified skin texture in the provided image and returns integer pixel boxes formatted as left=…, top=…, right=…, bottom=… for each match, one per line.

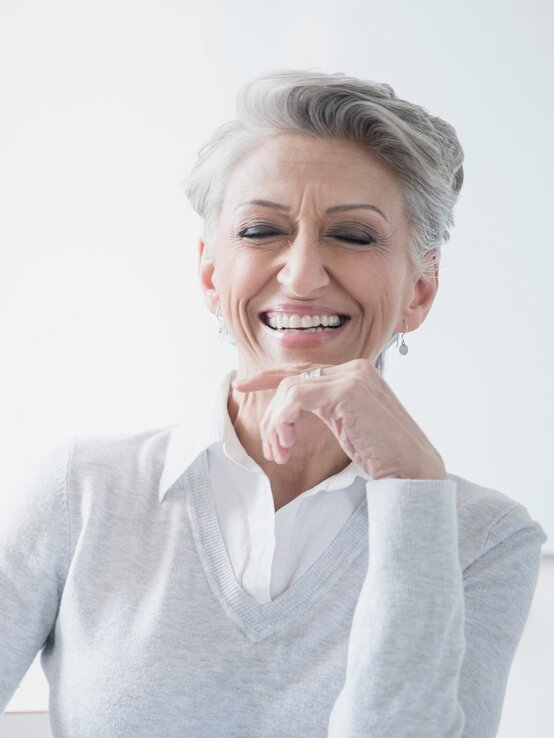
left=198, top=132, right=445, bottom=510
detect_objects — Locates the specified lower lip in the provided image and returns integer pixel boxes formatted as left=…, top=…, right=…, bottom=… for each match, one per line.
left=259, top=318, right=350, bottom=347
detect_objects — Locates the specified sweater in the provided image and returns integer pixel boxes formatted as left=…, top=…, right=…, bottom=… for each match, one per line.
left=0, top=404, right=548, bottom=737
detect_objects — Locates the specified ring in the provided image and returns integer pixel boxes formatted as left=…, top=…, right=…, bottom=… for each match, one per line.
left=300, top=367, right=322, bottom=380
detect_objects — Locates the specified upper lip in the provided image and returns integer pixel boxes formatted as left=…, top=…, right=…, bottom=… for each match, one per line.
left=260, top=303, right=350, bottom=316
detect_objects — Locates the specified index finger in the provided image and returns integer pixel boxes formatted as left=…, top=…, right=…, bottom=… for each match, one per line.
left=233, top=363, right=335, bottom=390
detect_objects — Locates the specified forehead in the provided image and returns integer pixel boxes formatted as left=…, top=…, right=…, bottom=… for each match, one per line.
left=222, top=132, right=405, bottom=218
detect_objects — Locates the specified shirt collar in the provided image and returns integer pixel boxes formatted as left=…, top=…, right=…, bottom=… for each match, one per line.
left=158, top=368, right=371, bottom=501
left=158, top=368, right=236, bottom=501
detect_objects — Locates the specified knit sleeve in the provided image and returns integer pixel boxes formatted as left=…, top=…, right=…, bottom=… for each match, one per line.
left=0, top=437, right=74, bottom=713
left=326, top=478, right=547, bottom=738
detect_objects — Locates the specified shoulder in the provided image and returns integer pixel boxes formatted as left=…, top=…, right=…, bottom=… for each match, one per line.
left=448, top=472, right=548, bottom=569
left=71, top=425, right=172, bottom=466
left=66, top=425, right=174, bottom=501
left=1, top=437, right=76, bottom=532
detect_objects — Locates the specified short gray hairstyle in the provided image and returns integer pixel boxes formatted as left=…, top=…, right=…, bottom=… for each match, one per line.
left=183, top=68, right=464, bottom=375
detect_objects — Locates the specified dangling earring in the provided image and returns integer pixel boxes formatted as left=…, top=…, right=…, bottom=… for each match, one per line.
left=216, top=307, right=235, bottom=346
left=396, top=319, right=409, bottom=355
left=216, top=307, right=226, bottom=340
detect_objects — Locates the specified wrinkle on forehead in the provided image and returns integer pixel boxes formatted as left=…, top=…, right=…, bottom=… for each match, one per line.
left=222, top=138, right=406, bottom=229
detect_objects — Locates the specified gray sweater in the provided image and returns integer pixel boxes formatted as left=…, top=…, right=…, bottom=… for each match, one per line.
left=0, top=429, right=548, bottom=737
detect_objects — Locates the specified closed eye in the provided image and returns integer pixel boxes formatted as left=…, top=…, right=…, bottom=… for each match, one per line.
left=238, top=228, right=376, bottom=245
left=332, top=234, right=376, bottom=245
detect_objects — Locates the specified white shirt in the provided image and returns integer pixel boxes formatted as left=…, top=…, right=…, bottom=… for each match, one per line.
left=158, top=368, right=372, bottom=604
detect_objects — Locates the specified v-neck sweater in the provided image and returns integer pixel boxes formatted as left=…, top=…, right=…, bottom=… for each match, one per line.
left=0, top=429, right=547, bottom=737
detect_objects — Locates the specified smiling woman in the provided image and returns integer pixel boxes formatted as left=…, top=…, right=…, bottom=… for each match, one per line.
left=0, top=69, right=547, bottom=738
left=197, top=134, right=417, bottom=370
left=185, top=71, right=464, bottom=382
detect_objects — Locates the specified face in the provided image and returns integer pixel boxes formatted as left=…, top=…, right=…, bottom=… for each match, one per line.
left=199, top=132, right=438, bottom=373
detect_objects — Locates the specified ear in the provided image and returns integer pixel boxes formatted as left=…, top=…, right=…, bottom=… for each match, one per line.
left=398, top=252, right=439, bottom=333
left=198, top=238, right=218, bottom=315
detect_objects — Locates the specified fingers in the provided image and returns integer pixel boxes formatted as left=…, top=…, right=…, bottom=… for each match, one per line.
left=262, top=435, right=273, bottom=462
left=234, top=361, right=361, bottom=465
left=234, top=366, right=329, bottom=463
left=233, top=363, right=336, bottom=391
left=277, top=422, right=296, bottom=448
left=262, top=382, right=333, bottom=464
left=235, top=358, right=375, bottom=392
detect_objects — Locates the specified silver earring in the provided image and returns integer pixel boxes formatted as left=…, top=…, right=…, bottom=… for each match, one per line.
left=216, top=307, right=235, bottom=345
left=216, top=307, right=226, bottom=340
left=396, top=320, right=409, bottom=355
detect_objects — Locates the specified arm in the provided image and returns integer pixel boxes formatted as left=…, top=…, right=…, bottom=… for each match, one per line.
left=0, top=437, right=73, bottom=712
left=327, top=478, right=547, bottom=738
left=231, top=361, right=546, bottom=735
left=456, top=503, right=546, bottom=735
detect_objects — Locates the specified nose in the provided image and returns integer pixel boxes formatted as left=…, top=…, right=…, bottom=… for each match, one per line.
left=276, top=228, right=330, bottom=296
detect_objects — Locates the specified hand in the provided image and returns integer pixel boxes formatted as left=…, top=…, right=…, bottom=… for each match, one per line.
left=233, top=359, right=448, bottom=481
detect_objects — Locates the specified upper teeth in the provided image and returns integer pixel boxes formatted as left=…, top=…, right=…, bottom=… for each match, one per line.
left=264, top=313, right=343, bottom=329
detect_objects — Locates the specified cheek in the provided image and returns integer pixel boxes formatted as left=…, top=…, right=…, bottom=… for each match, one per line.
left=236, top=262, right=268, bottom=288
left=217, top=267, right=269, bottom=323
left=229, top=253, right=274, bottom=296
left=344, top=259, right=392, bottom=300
left=346, top=266, right=399, bottom=328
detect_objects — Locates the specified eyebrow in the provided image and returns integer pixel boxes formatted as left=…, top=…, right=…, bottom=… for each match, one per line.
left=236, top=199, right=389, bottom=224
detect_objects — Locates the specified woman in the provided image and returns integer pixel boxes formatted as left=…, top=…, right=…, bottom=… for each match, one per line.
left=0, top=69, right=547, bottom=737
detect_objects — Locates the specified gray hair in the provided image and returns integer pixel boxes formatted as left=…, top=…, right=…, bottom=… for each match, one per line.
left=183, top=68, right=464, bottom=375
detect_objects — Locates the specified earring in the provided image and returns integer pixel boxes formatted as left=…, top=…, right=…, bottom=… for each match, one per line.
left=216, top=307, right=226, bottom=340
left=216, top=307, right=235, bottom=346
left=396, top=320, right=409, bottom=355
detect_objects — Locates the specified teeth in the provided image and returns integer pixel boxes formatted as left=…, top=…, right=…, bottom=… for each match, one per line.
left=265, top=313, right=344, bottom=329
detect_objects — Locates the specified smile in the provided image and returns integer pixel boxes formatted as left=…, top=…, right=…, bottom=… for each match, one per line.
left=260, top=312, right=350, bottom=331
left=259, top=313, right=351, bottom=348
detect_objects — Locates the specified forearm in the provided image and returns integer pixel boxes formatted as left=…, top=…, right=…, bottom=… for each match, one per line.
left=328, top=478, right=465, bottom=738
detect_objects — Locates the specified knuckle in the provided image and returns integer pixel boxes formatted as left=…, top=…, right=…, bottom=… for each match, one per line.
left=358, top=358, right=374, bottom=373
left=288, top=383, right=301, bottom=399
left=349, top=358, right=373, bottom=377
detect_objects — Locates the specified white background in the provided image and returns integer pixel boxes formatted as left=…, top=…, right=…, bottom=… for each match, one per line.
left=1, top=0, right=552, bottom=734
